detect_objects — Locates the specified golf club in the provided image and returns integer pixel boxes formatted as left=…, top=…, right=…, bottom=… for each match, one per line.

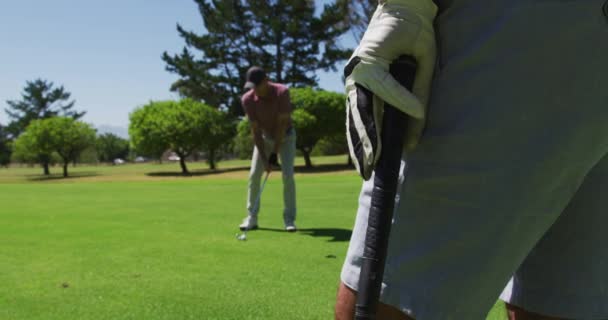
left=236, top=170, right=270, bottom=241
left=355, top=55, right=418, bottom=319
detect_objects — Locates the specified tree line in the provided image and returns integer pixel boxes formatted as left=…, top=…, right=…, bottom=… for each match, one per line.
left=128, top=86, right=345, bottom=174
left=0, top=80, right=131, bottom=176
left=1, top=78, right=346, bottom=176
left=0, top=0, right=376, bottom=176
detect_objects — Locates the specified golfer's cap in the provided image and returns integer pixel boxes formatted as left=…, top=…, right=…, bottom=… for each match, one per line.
left=244, top=66, right=266, bottom=89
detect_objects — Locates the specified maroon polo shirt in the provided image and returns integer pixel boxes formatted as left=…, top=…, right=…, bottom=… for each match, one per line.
left=241, top=82, right=293, bottom=139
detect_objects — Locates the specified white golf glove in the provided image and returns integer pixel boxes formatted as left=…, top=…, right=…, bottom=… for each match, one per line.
left=345, top=0, right=438, bottom=180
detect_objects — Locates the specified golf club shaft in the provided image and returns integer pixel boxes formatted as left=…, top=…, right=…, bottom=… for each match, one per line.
left=355, top=56, right=418, bottom=320
left=257, top=171, right=270, bottom=208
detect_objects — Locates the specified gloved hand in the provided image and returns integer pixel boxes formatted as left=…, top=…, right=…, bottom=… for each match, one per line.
left=345, top=0, right=438, bottom=180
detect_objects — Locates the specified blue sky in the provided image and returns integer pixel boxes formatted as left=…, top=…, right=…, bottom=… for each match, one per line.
left=0, top=0, right=354, bottom=129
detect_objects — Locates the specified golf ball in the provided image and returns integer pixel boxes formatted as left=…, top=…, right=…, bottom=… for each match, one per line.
left=236, top=233, right=247, bottom=241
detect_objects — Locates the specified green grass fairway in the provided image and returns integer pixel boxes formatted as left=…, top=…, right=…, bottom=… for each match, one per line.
left=0, top=155, right=354, bottom=184
left=0, top=156, right=506, bottom=319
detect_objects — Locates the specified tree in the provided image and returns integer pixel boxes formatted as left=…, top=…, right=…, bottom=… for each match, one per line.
left=129, top=102, right=169, bottom=162
left=129, top=99, right=235, bottom=174
left=290, top=87, right=345, bottom=168
left=13, top=118, right=95, bottom=177
left=12, top=121, right=57, bottom=175
left=162, top=0, right=351, bottom=117
left=292, top=108, right=318, bottom=168
left=0, top=124, right=11, bottom=167
left=200, top=106, right=236, bottom=170
left=48, top=117, right=96, bottom=177
left=96, top=133, right=130, bottom=163
left=5, top=79, right=85, bottom=137
left=315, top=134, right=349, bottom=156
left=342, top=0, right=375, bottom=41
left=234, top=118, right=254, bottom=159
left=78, top=146, right=100, bottom=164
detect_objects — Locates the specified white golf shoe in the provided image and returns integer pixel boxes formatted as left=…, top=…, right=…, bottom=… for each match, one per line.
left=284, top=221, right=297, bottom=233
left=239, top=215, right=258, bottom=231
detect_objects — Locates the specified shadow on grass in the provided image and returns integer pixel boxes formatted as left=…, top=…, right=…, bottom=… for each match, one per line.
left=299, top=228, right=352, bottom=242
left=145, top=163, right=353, bottom=177
left=257, top=227, right=352, bottom=242
left=26, top=171, right=100, bottom=181
left=294, top=163, right=353, bottom=174
left=146, top=166, right=250, bottom=177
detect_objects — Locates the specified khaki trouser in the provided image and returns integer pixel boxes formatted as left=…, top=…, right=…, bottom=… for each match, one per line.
left=247, top=129, right=296, bottom=224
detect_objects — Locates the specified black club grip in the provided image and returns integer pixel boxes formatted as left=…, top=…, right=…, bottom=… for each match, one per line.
left=354, top=55, right=417, bottom=320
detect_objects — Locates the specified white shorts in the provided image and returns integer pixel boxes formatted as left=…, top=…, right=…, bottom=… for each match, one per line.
left=341, top=1, right=608, bottom=319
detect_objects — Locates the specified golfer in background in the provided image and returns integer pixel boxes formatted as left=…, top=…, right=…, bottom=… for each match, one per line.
left=239, top=66, right=297, bottom=232
left=336, top=0, right=608, bottom=319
